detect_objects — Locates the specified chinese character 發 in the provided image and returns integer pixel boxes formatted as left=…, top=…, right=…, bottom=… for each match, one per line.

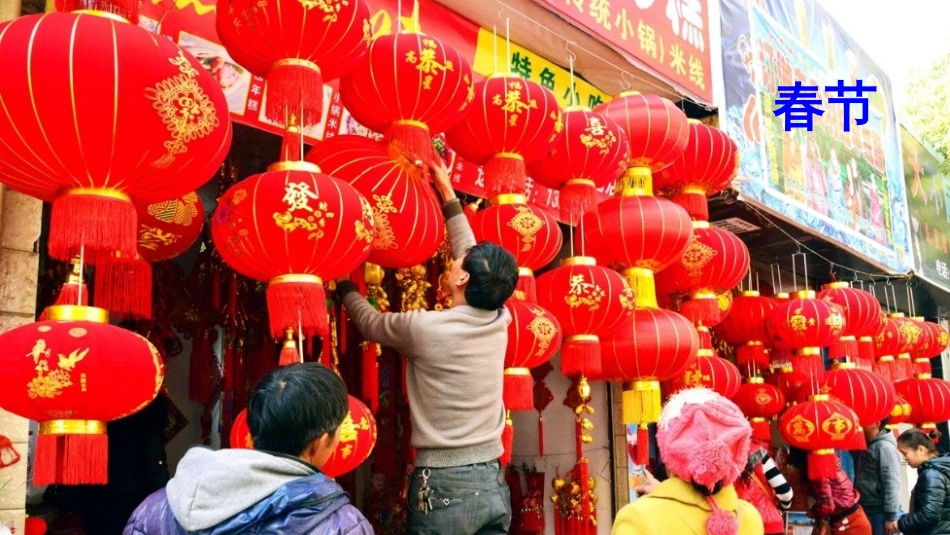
left=589, top=0, right=612, bottom=30
left=637, top=21, right=658, bottom=58
left=669, top=43, right=686, bottom=75
left=511, top=51, right=533, bottom=79
left=282, top=182, right=319, bottom=212
left=666, top=0, right=705, bottom=51
left=688, top=55, right=705, bottom=90
left=538, top=67, right=556, bottom=91
left=773, top=81, right=825, bottom=131
left=824, top=79, right=877, bottom=132
left=615, top=7, right=634, bottom=39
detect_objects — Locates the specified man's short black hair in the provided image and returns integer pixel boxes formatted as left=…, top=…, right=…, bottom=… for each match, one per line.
left=247, top=362, right=348, bottom=457
left=462, top=241, right=518, bottom=310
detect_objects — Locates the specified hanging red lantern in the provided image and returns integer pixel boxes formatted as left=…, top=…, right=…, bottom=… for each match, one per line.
left=447, top=74, right=562, bottom=196
left=0, top=12, right=231, bottom=263
left=715, top=290, right=777, bottom=369
left=595, top=92, right=689, bottom=196
left=817, top=283, right=883, bottom=363
left=306, top=135, right=444, bottom=268
left=766, top=365, right=807, bottom=407
left=217, top=0, right=370, bottom=125
left=894, top=375, right=950, bottom=434
left=874, top=314, right=909, bottom=382
left=0, top=305, right=164, bottom=485
left=528, top=107, right=628, bottom=221
left=668, top=352, right=742, bottom=399
left=212, top=161, right=374, bottom=338
left=653, top=121, right=739, bottom=221
left=909, top=319, right=949, bottom=376
left=655, top=221, right=750, bottom=326
left=536, top=257, right=635, bottom=377
left=471, top=195, right=563, bottom=302
left=732, top=378, right=785, bottom=442
left=779, top=395, right=860, bottom=479
left=822, top=362, right=896, bottom=429
left=767, top=290, right=845, bottom=381
left=504, top=297, right=561, bottom=410
left=888, top=395, right=913, bottom=428
left=341, top=31, right=473, bottom=161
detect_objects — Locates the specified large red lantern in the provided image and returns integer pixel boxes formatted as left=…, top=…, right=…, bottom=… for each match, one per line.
left=715, top=290, right=777, bottom=369
left=874, top=314, right=910, bottom=381
left=669, top=352, right=742, bottom=399
left=653, top=121, right=739, bottom=221
left=767, top=365, right=808, bottom=407
left=536, top=257, right=635, bottom=377
left=817, top=283, right=883, bottom=362
left=528, top=107, right=628, bottom=221
left=447, top=74, right=562, bottom=196
left=779, top=395, right=861, bottom=479
left=306, top=135, right=444, bottom=268
left=0, top=305, right=164, bottom=485
left=895, top=375, right=950, bottom=434
left=732, top=378, right=785, bottom=442
left=212, top=162, right=374, bottom=338
left=767, top=290, right=845, bottom=381
left=0, top=13, right=231, bottom=263
left=655, top=221, right=750, bottom=325
left=595, top=92, right=689, bottom=196
left=909, top=318, right=949, bottom=376
left=341, top=31, right=473, bottom=161
left=471, top=195, right=563, bottom=302
left=822, top=362, right=896, bottom=429
left=217, top=0, right=370, bottom=125
left=504, top=297, right=562, bottom=410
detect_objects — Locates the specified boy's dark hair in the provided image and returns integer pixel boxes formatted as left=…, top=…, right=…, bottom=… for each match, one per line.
left=878, top=415, right=891, bottom=428
left=462, top=241, right=518, bottom=310
left=898, top=428, right=941, bottom=454
left=247, top=362, right=348, bottom=457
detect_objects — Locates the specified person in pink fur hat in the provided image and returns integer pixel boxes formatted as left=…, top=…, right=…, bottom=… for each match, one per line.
left=612, top=388, right=764, bottom=535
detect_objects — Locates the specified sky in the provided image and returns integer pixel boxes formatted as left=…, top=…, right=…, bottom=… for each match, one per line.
left=817, top=0, right=950, bottom=111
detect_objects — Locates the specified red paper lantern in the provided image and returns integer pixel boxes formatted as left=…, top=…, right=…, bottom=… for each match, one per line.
left=822, top=362, right=896, bottom=427
left=471, top=195, right=563, bottom=302
left=895, top=375, right=950, bottom=433
left=653, top=121, right=739, bottom=221
left=0, top=305, right=164, bottom=485
left=136, top=192, right=205, bottom=262
left=767, top=290, right=845, bottom=381
left=779, top=395, right=861, bottom=479
left=503, top=297, right=562, bottom=410
left=874, top=314, right=910, bottom=382
left=595, top=92, right=689, bottom=196
left=528, top=107, right=628, bottom=221
left=669, top=353, right=742, bottom=399
left=766, top=366, right=807, bottom=407
left=536, top=257, right=635, bottom=377
left=817, top=283, right=883, bottom=362
left=909, top=319, right=949, bottom=376
left=732, top=378, right=785, bottom=441
left=341, top=31, right=473, bottom=161
left=655, top=221, right=750, bottom=325
left=888, top=395, right=913, bottom=427
left=217, top=0, right=370, bottom=125
left=447, top=74, right=562, bottom=196
left=230, top=408, right=253, bottom=449
left=715, top=290, right=777, bottom=369
left=212, top=162, right=374, bottom=338
left=0, top=13, right=231, bottom=263
left=601, top=308, right=699, bottom=424
left=306, top=135, right=444, bottom=268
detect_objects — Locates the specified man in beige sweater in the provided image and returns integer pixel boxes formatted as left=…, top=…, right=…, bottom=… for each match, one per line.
left=336, top=158, right=519, bottom=535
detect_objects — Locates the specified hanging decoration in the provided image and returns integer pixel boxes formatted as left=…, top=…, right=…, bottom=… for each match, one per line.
left=816, top=283, right=883, bottom=363
left=766, top=365, right=808, bottom=407
left=907, top=317, right=949, bottom=376
left=43, top=258, right=88, bottom=315
left=732, top=377, right=785, bottom=442
left=307, top=135, right=445, bottom=268
left=821, top=362, right=896, bottom=449
left=767, top=290, right=846, bottom=383
left=779, top=394, right=860, bottom=479
left=217, top=0, right=370, bottom=126
left=667, top=349, right=742, bottom=399
left=0, top=12, right=231, bottom=264
left=714, top=290, right=777, bottom=370
left=0, top=305, right=164, bottom=485
left=874, top=314, right=908, bottom=382
left=887, top=395, right=913, bottom=433
left=894, top=374, right=950, bottom=435
left=503, top=298, right=562, bottom=411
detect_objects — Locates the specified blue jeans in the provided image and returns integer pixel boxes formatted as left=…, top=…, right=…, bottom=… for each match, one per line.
left=406, top=461, right=511, bottom=535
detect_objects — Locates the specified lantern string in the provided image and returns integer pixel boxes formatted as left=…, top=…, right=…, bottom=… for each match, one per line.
left=567, top=43, right=577, bottom=107
left=505, top=18, right=511, bottom=75
left=397, top=0, right=402, bottom=31
left=298, top=312, right=304, bottom=364
left=77, top=243, right=85, bottom=307
left=413, top=0, right=419, bottom=30
left=883, top=279, right=892, bottom=314
left=492, top=25, right=498, bottom=73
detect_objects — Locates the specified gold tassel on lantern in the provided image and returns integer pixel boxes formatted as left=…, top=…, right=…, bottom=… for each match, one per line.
left=623, top=267, right=658, bottom=309
left=622, top=380, right=661, bottom=425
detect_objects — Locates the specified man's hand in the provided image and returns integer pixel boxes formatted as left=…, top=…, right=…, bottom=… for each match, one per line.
left=428, top=156, right=456, bottom=203
left=634, top=469, right=660, bottom=496
left=884, top=520, right=899, bottom=535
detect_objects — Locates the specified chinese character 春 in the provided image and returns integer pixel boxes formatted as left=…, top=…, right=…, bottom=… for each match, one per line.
left=511, top=52, right=533, bottom=79
left=615, top=7, right=634, bottom=40
left=824, top=79, right=877, bottom=132
left=666, top=0, right=705, bottom=52
left=538, top=67, right=556, bottom=90
left=773, top=81, right=825, bottom=131
left=637, top=21, right=658, bottom=58
left=669, top=43, right=686, bottom=75
left=688, top=55, right=704, bottom=90
left=589, top=0, right=612, bottom=30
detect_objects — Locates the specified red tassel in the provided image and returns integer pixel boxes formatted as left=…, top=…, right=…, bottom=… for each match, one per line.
left=362, top=343, right=380, bottom=412
left=93, top=254, right=152, bottom=320
left=504, top=369, right=535, bottom=411
left=320, top=331, right=332, bottom=367
left=34, top=427, right=108, bottom=485
left=635, top=424, right=650, bottom=466
left=750, top=418, right=772, bottom=442
left=49, top=190, right=137, bottom=263
left=279, top=119, right=304, bottom=162
left=737, top=343, right=770, bottom=368
left=807, top=451, right=838, bottom=480
left=501, top=412, right=514, bottom=466
left=696, top=326, right=712, bottom=349
left=857, top=336, right=876, bottom=365
left=671, top=191, right=709, bottom=221
left=385, top=122, right=434, bottom=163
left=486, top=153, right=527, bottom=197
left=55, top=0, right=139, bottom=23
left=791, top=351, right=825, bottom=384
left=845, top=426, right=867, bottom=451
left=896, top=355, right=914, bottom=381
left=680, top=296, right=721, bottom=326
left=874, top=358, right=895, bottom=382
left=829, top=336, right=859, bottom=360
left=559, top=179, right=597, bottom=223
left=560, top=336, right=602, bottom=377
left=278, top=330, right=301, bottom=366
left=915, top=358, right=933, bottom=377
left=517, top=270, right=537, bottom=303
left=264, top=59, right=324, bottom=127
left=538, top=415, right=545, bottom=456
left=33, top=434, right=58, bottom=486
left=266, top=276, right=328, bottom=338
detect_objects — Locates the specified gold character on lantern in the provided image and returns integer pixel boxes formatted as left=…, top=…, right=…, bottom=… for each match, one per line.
left=787, top=308, right=808, bottom=335
left=491, top=81, right=538, bottom=126
left=785, top=414, right=816, bottom=441
left=579, top=116, right=617, bottom=155
left=528, top=308, right=557, bottom=355
left=680, top=237, right=718, bottom=274
left=26, top=340, right=89, bottom=400
left=148, top=52, right=219, bottom=167
left=370, top=194, right=399, bottom=250
left=507, top=206, right=544, bottom=249
left=821, top=412, right=854, bottom=440
left=282, top=182, right=320, bottom=212
left=406, top=39, right=454, bottom=90
left=297, top=0, right=347, bottom=23
left=825, top=311, right=845, bottom=333
left=565, top=274, right=605, bottom=310
left=148, top=192, right=200, bottom=226
left=139, top=226, right=181, bottom=251
left=899, top=321, right=923, bottom=345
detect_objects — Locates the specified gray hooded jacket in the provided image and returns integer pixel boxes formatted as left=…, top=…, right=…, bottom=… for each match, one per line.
left=853, top=430, right=902, bottom=520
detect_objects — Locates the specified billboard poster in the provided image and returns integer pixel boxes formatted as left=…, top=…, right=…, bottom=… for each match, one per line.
left=719, top=0, right=910, bottom=272
left=903, top=126, right=950, bottom=289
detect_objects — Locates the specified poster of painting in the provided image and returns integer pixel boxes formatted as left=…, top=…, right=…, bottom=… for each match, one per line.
left=902, top=125, right=950, bottom=290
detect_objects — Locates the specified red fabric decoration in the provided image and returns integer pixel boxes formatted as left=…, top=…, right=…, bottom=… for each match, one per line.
left=732, top=378, right=784, bottom=441
left=715, top=290, right=777, bottom=371
left=0, top=305, right=164, bottom=485
left=0, top=13, right=230, bottom=263
left=874, top=315, right=908, bottom=381
left=528, top=108, right=628, bottom=221
left=212, top=162, right=374, bottom=338
left=653, top=121, right=740, bottom=221
left=888, top=395, right=913, bottom=427
left=217, top=0, right=370, bottom=126
left=93, top=253, right=152, bottom=320
left=536, top=257, right=635, bottom=377
left=341, top=31, right=473, bottom=161
left=817, top=283, right=883, bottom=361
left=767, top=366, right=808, bottom=405
left=779, top=395, right=860, bottom=479
left=767, top=290, right=845, bottom=382
left=821, top=362, right=896, bottom=429
left=895, top=375, right=950, bottom=432
left=447, top=75, right=562, bottom=196
left=504, top=298, right=562, bottom=410
left=306, top=135, right=445, bottom=268
left=668, top=353, right=742, bottom=399
left=595, top=92, right=689, bottom=196
left=137, top=192, right=205, bottom=262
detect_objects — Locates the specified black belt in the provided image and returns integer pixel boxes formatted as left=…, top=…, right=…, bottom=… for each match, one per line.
left=829, top=503, right=860, bottom=524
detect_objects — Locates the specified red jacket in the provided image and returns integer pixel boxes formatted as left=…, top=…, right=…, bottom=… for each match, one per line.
left=735, top=466, right=784, bottom=534
left=805, top=460, right=861, bottom=520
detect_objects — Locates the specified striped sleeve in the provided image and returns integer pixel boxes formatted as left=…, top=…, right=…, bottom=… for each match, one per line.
left=762, top=453, right=793, bottom=509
